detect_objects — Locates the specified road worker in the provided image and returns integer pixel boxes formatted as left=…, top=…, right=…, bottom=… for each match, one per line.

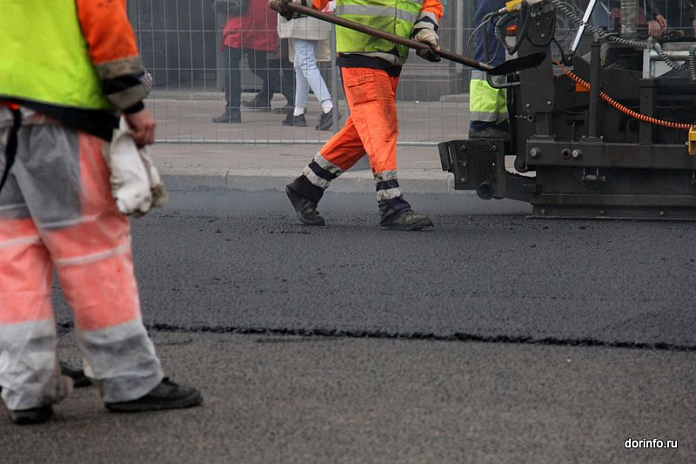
left=270, top=0, right=443, bottom=230
left=468, top=0, right=509, bottom=140
left=0, top=0, right=202, bottom=425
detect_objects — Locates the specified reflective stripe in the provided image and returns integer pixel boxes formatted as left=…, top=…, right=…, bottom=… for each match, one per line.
left=0, top=235, right=42, bottom=250
left=414, top=11, right=439, bottom=28
left=374, top=170, right=398, bottom=182
left=469, top=111, right=508, bottom=124
left=37, top=213, right=99, bottom=230
left=335, top=5, right=420, bottom=23
left=313, top=152, right=344, bottom=177
left=54, top=242, right=129, bottom=267
left=77, top=319, right=163, bottom=403
left=377, top=187, right=403, bottom=200
left=0, top=320, right=69, bottom=411
left=303, top=165, right=331, bottom=189
left=375, top=170, right=402, bottom=200
left=0, top=203, right=26, bottom=211
left=469, top=78, right=507, bottom=122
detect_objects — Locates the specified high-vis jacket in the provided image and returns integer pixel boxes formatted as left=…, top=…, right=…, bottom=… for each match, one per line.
left=307, top=0, right=443, bottom=64
left=0, top=0, right=148, bottom=114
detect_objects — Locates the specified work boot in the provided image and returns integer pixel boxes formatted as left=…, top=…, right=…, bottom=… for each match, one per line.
left=105, top=377, right=203, bottom=412
left=212, top=109, right=241, bottom=124
left=282, top=112, right=306, bottom=127
left=380, top=209, right=434, bottom=231
left=10, top=406, right=53, bottom=426
left=286, top=185, right=325, bottom=226
left=316, top=108, right=339, bottom=131
left=60, top=362, right=90, bottom=388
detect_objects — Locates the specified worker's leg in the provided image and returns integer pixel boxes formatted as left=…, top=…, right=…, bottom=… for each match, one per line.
left=0, top=122, right=71, bottom=412
left=11, top=123, right=163, bottom=404
left=287, top=67, right=431, bottom=229
left=469, top=0, right=508, bottom=138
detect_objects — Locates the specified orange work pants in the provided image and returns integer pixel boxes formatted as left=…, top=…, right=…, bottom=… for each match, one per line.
left=321, top=67, right=399, bottom=176
left=0, top=111, right=162, bottom=410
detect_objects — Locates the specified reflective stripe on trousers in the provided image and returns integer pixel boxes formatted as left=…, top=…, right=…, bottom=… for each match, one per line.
left=469, top=70, right=508, bottom=124
left=0, top=112, right=163, bottom=410
left=308, top=67, right=403, bottom=201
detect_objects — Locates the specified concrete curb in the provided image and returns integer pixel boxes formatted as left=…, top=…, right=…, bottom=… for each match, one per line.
left=160, top=168, right=465, bottom=195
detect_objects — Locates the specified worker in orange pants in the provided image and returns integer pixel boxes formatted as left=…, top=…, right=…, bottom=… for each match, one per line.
left=273, top=0, right=443, bottom=230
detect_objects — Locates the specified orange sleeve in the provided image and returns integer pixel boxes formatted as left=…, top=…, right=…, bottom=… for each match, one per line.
left=75, top=0, right=149, bottom=111
left=421, top=0, right=443, bottom=24
left=311, top=0, right=330, bottom=10
left=76, top=0, right=140, bottom=65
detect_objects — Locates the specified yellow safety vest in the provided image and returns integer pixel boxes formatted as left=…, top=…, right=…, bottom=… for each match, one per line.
left=334, top=0, right=424, bottom=58
left=0, top=0, right=111, bottom=110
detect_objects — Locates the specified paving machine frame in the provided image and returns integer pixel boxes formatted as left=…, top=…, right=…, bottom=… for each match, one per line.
left=439, top=0, right=696, bottom=219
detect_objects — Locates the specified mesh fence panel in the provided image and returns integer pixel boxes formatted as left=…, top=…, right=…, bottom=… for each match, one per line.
left=127, top=0, right=686, bottom=145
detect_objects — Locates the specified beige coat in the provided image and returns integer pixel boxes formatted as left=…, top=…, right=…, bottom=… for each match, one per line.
left=277, top=15, right=333, bottom=62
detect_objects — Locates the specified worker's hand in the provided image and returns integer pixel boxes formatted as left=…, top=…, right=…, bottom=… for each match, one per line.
left=655, top=14, right=667, bottom=29
left=124, top=108, right=156, bottom=148
left=413, top=28, right=441, bottom=62
left=648, top=15, right=667, bottom=38
left=268, top=0, right=289, bottom=12
left=269, top=0, right=298, bottom=20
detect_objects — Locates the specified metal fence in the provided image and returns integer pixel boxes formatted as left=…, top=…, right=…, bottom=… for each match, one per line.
left=125, top=0, right=660, bottom=145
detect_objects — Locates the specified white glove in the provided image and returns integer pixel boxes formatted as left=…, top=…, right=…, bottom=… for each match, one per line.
left=413, top=28, right=439, bottom=49
left=268, top=0, right=289, bottom=12
left=104, top=118, right=168, bottom=218
left=413, top=28, right=440, bottom=62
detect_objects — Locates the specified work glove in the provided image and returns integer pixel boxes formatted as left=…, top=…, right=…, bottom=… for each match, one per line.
left=104, top=118, right=168, bottom=218
left=413, top=28, right=441, bottom=62
left=269, top=0, right=298, bottom=20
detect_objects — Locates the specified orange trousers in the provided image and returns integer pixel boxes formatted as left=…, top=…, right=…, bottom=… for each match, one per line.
left=320, top=67, right=400, bottom=176
left=0, top=111, right=162, bottom=410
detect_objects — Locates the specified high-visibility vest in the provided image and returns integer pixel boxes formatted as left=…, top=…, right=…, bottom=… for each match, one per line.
left=334, top=0, right=423, bottom=58
left=0, top=0, right=111, bottom=110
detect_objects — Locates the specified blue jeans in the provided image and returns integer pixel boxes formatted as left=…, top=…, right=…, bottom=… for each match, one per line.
left=293, top=39, right=331, bottom=109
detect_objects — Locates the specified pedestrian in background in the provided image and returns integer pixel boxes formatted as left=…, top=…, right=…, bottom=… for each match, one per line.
left=212, top=0, right=294, bottom=122
left=270, top=0, right=442, bottom=230
left=277, top=8, right=338, bottom=130
left=468, top=0, right=509, bottom=140
left=645, top=0, right=696, bottom=37
left=0, top=0, right=202, bottom=425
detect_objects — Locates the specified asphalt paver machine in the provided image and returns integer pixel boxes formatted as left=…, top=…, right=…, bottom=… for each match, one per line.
left=439, top=0, right=696, bottom=219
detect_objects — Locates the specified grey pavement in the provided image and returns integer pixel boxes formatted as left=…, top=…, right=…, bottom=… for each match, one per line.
left=147, top=91, right=470, bottom=194
left=2, top=333, right=693, bottom=464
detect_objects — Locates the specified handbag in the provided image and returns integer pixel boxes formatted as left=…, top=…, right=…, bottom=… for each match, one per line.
left=212, top=0, right=249, bottom=17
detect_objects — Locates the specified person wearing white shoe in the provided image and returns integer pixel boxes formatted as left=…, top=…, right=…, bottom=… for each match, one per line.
left=278, top=9, right=339, bottom=130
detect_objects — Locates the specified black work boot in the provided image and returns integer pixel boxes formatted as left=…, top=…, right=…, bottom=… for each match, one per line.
left=105, top=377, right=203, bottom=412
left=60, top=362, right=90, bottom=388
left=10, top=406, right=53, bottom=425
left=286, top=186, right=325, bottom=226
left=380, top=209, right=434, bottom=231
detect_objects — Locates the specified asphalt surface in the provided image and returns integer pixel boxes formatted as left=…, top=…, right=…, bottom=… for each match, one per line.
left=64, top=189, right=696, bottom=348
left=2, top=188, right=691, bottom=464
